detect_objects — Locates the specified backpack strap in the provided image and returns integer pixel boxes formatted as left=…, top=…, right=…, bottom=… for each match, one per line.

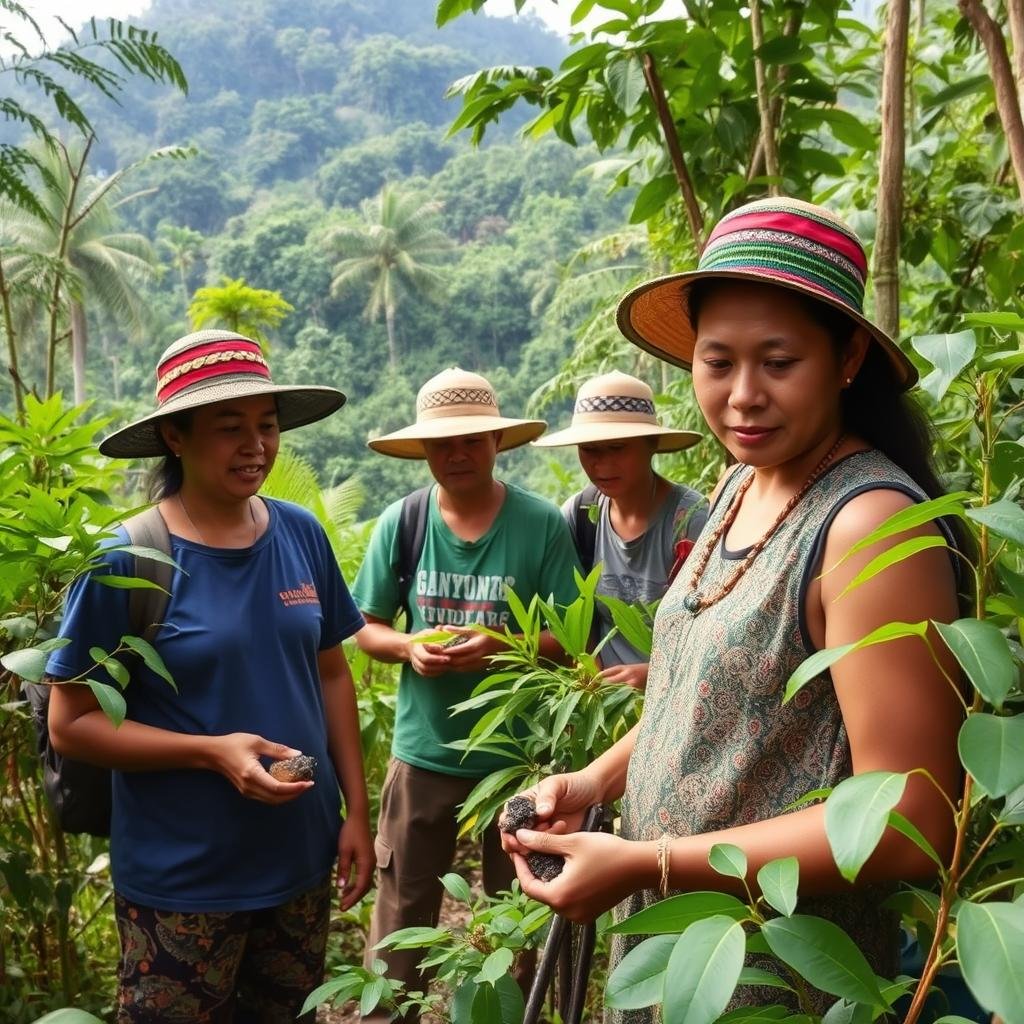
left=571, top=483, right=601, bottom=573
left=397, top=486, right=431, bottom=632
left=122, top=506, right=173, bottom=642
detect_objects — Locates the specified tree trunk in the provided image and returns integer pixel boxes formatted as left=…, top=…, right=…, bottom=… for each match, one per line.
left=385, top=305, right=398, bottom=370
left=1008, top=0, right=1024, bottom=100
left=749, top=0, right=781, bottom=194
left=0, top=254, right=25, bottom=420
left=640, top=51, right=705, bottom=250
left=959, top=0, right=1024, bottom=205
left=70, top=303, right=88, bottom=405
left=872, top=0, right=911, bottom=338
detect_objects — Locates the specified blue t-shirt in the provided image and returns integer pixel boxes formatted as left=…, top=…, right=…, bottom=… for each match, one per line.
left=46, top=498, right=364, bottom=912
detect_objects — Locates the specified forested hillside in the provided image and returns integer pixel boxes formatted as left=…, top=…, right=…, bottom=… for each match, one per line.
left=1, top=0, right=636, bottom=506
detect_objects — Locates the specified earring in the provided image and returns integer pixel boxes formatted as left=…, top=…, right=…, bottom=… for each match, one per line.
left=844, top=377, right=853, bottom=387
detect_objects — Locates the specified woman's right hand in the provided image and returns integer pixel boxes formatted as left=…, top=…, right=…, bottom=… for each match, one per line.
left=500, top=770, right=604, bottom=856
left=210, top=733, right=314, bottom=804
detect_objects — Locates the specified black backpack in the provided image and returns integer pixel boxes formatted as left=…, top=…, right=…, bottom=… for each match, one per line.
left=23, top=507, right=174, bottom=837
left=396, top=486, right=430, bottom=632
left=566, top=483, right=601, bottom=572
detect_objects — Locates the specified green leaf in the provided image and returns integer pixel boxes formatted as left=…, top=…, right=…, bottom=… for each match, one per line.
left=754, top=36, right=813, bottom=64
left=605, top=933, right=676, bottom=1009
left=736, top=967, right=793, bottom=991
left=1, top=637, right=70, bottom=682
left=606, top=890, right=749, bottom=934
left=93, top=574, right=168, bottom=591
left=605, top=53, right=647, bottom=112
left=962, top=311, right=1024, bottom=331
left=934, top=618, right=1015, bottom=709
left=121, top=635, right=176, bottom=690
left=86, top=679, right=126, bottom=727
left=834, top=536, right=948, bottom=600
left=911, top=330, right=977, bottom=401
left=756, top=857, right=799, bottom=917
left=104, top=658, right=130, bottom=689
left=887, top=811, right=943, bottom=869
left=922, top=74, right=991, bottom=110
left=956, top=900, right=1024, bottom=1022
left=958, top=713, right=1024, bottom=797
left=990, top=441, right=1024, bottom=492
left=999, top=783, right=1024, bottom=824
left=761, top=915, right=886, bottom=1008
left=475, top=946, right=514, bottom=986
left=709, top=843, right=747, bottom=880
left=832, top=492, right=969, bottom=566
left=824, top=772, right=908, bottom=882
left=441, top=873, right=473, bottom=904
left=359, top=975, right=387, bottom=1017
left=967, top=499, right=1024, bottom=546
left=629, top=173, right=677, bottom=224
left=783, top=622, right=928, bottom=702
left=31, top=1013, right=107, bottom=1024
left=663, top=916, right=746, bottom=1024
left=492, top=970, right=525, bottom=1024
left=375, top=926, right=449, bottom=949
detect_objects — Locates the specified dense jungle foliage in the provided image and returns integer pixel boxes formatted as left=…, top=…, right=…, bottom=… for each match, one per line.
left=3, top=0, right=1024, bottom=1019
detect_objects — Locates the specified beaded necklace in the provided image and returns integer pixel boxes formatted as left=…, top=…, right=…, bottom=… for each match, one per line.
left=681, top=434, right=847, bottom=615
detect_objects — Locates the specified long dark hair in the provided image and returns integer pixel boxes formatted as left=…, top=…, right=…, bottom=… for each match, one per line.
left=147, top=410, right=194, bottom=500
left=687, top=279, right=974, bottom=573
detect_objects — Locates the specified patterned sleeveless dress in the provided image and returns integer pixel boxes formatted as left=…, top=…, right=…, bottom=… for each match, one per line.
left=611, top=450, right=940, bottom=1020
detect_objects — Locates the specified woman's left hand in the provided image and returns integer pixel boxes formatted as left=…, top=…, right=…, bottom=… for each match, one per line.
left=439, top=627, right=504, bottom=673
left=337, top=813, right=374, bottom=911
left=509, top=828, right=657, bottom=923
left=598, top=662, right=648, bottom=690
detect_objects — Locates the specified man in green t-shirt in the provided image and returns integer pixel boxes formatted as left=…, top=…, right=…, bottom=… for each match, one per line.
left=352, top=367, right=580, bottom=1018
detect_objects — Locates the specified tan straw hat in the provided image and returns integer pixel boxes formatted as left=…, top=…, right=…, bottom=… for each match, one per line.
left=616, top=197, right=917, bottom=390
left=368, top=367, right=546, bottom=460
left=99, top=329, right=345, bottom=458
left=533, top=372, right=702, bottom=452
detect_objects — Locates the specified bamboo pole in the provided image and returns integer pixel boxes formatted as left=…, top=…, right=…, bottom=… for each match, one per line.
left=749, top=0, right=781, bottom=195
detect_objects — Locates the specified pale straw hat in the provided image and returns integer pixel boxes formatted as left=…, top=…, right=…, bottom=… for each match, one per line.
left=533, top=371, right=702, bottom=452
left=99, top=329, right=345, bottom=458
left=367, top=367, right=546, bottom=460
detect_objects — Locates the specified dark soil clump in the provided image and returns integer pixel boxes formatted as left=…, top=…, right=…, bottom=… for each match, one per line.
left=499, top=795, right=563, bottom=880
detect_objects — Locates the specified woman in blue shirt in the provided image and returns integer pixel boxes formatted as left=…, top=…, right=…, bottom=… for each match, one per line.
left=47, top=329, right=372, bottom=1023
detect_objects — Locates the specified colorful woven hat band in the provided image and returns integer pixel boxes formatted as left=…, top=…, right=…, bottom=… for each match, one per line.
left=156, top=338, right=270, bottom=403
left=699, top=205, right=868, bottom=315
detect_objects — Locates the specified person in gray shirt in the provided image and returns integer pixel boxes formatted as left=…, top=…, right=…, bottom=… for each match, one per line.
left=534, top=371, right=707, bottom=687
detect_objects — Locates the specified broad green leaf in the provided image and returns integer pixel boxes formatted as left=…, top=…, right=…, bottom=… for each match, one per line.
left=1000, top=783, right=1024, bottom=824
left=834, top=536, right=948, bottom=601
left=825, top=772, right=907, bottom=882
left=104, top=658, right=130, bottom=689
left=956, top=900, right=1024, bottom=1022
left=605, top=53, right=646, bottom=112
left=375, top=925, right=449, bottom=949
left=121, top=635, right=176, bottom=690
left=441, top=872, right=473, bottom=904
left=784, top=622, right=928, bottom=702
left=715, top=1009, right=792, bottom=1023
left=629, top=173, right=677, bottom=224
left=932, top=1018, right=989, bottom=1024
left=663, top=916, right=746, bottom=1024
left=359, top=975, right=386, bottom=1016
left=967, top=500, right=1024, bottom=546
left=475, top=946, right=514, bottom=985
left=709, top=843, right=747, bottom=880
left=911, top=330, right=977, bottom=401
left=86, top=679, right=126, bottom=727
left=109, top=543, right=181, bottom=569
left=887, top=811, right=943, bottom=869
left=470, top=977, right=500, bottom=1024
left=831, top=492, right=969, bottom=565
left=605, top=933, right=676, bottom=1009
left=962, top=311, right=1024, bottom=331
left=934, top=618, right=1015, bottom=709
left=958, top=713, right=1024, bottom=797
left=492, top=972, right=525, bottom=1024
left=990, top=441, right=1024, bottom=492
left=736, top=967, right=793, bottom=991
left=761, top=915, right=886, bottom=1008
left=606, top=890, right=748, bottom=934
left=756, top=857, right=799, bottom=917
left=1, top=637, right=70, bottom=682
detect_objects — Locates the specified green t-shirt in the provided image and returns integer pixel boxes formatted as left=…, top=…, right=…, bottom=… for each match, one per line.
left=352, top=482, right=581, bottom=777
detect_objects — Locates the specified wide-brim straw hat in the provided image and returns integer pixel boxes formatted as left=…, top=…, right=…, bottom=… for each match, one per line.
left=368, top=367, right=546, bottom=460
left=99, top=329, right=345, bottom=458
left=533, top=371, right=702, bottom=452
left=616, top=197, right=918, bottom=391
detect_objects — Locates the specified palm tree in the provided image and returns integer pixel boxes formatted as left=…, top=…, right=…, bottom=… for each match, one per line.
left=1, top=136, right=160, bottom=404
left=328, top=185, right=453, bottom=370
left=157, top=224, right=205, bottom=319
left=188, top=277, right=294, bottom=351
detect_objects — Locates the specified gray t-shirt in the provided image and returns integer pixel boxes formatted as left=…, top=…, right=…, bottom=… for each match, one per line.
left=562, top=482, right=707, bottom=667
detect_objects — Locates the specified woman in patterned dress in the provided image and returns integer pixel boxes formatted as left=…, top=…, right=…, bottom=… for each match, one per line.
left=500, top=199, right=965, bottom=1014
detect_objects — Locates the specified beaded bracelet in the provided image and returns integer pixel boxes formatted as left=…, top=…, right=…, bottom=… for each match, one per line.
left=656, top=834, right=672, bottom=898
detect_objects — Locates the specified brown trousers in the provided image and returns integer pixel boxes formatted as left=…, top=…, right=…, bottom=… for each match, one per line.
left=364, top=758, right=518, bottom=1022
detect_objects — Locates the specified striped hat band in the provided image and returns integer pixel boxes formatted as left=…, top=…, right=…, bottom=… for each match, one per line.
left=156, top=337, right=270, bottom=403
